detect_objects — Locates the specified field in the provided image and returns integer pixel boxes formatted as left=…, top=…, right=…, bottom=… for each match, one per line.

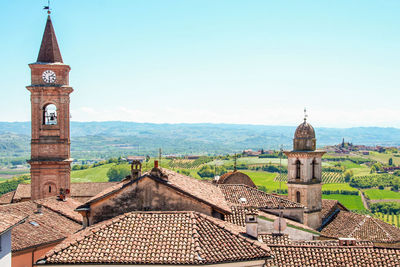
left=322, top=183, right=358, bottom=192
left=364, top=189, right=400, bottom=200
left=242, top=171, right=287, bottom=193
left=71, top=163, right=113, bottom=183
left=322, top=194, right=365, bottom=211
left=367, top=151, right=400, bottom=165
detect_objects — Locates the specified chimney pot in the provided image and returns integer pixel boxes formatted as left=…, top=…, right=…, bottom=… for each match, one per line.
left=154, top=160, right=159, bottom=168
left=245, top=212, right=258, bottom=239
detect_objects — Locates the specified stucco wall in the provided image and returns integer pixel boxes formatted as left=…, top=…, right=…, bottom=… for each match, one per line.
left=257, top=217, right=318, bottom=240
left=12, top=242, right=58, bottom=267
left=266, top=208, right=304, bottom=223
left=89, top=177, right=215, bottom=225
left=0, top=230, right=12, bottom=267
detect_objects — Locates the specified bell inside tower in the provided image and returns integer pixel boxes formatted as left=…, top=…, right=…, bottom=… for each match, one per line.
left=43, top=104, right=57, bottom=125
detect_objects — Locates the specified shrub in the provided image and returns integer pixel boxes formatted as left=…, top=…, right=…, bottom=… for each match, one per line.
left=107, top=164, right=131, bottom=182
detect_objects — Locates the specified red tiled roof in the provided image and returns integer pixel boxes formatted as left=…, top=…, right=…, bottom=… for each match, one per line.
left=0, top=213, right=26, bottom=235
left=266, top=244, right=400, bottom=266
left=10, top=182, right=117, bottom=203
left=217, top=171, right=256, bottom=187
left=0, top=199, right=82, bottom=251
left=219, top=184, right=303, bottom=209
left=38, top=211, right=271, bottom=265
left=321, top=199, right=348, bottom=222
left=13, top=183, right=31, bottom=202
left=0, top=191, right=15, bottom=204
left=321, top=211, right=400, bottom=243
left=35, top=197, right=83, bottom=223
left=82, top=168, right=231, bottom=214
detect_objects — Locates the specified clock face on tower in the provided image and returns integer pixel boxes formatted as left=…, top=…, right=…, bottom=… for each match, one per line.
left=42, top=70, right=56, bottom=84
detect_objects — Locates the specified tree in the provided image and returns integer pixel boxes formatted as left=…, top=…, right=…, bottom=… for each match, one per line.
left=389, top=158, right=393, bottom=166
left=107, top=164, right=131, bottom=182
left=343, top=169, right=353, bottom=182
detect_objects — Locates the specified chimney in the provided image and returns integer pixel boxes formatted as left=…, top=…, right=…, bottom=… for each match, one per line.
left=245, top=212, right=258, bottom=239
left=35, top=204, right=43, bottom=214
left=339, top=237, right=356, bottom=246
left=130, top=160, right=142, bottom=179
left=150, top=160, right=168, bottom=180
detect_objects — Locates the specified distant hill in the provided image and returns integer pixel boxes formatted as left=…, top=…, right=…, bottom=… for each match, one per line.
left=0, top=121, right=399, bottom=158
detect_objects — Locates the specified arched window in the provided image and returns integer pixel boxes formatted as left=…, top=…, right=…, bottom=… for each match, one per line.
left=296, top=191, right=301, bottom=203
left=312, top=158, right=317, bottom=179
left=295, top=159, right=301, bottom=179
left=43, top=104, right=57, bottom=125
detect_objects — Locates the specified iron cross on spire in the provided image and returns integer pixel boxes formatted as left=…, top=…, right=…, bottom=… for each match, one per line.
left=43, top=0, right=51, bottom=14
left=304, top=107, right=308, bottom=122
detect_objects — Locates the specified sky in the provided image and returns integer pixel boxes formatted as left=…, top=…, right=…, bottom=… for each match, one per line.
left=0, top=0, right=399, bottom=128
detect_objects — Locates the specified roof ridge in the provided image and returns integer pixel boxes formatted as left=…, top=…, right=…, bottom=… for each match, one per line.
left=348, top=214, right=368, bottom=237
left=369, top=216, right=394, bottom=240
left=190, top=212, right=203, bottom=263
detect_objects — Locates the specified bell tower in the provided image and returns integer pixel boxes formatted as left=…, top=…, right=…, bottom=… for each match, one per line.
left=284, top=115, right=325, bottom=229
left=27, top=15, right=73, bottom=200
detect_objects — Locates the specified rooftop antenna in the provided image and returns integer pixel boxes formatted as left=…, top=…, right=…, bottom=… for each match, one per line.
left=43, top=0, right=51, bottom=14
left=234, top=153, right=237, bottom=172
left=159, top=148, right=162, bottom=167
left=304, top=107, right=308, bottom=122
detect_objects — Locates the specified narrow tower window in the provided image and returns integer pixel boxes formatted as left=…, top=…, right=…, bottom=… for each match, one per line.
left=43, top=104, right=57, bottom=125
left=295, top=160, right=301, bottom=179
left=312, top=158, right=317, bottom=179
left=296, top=191, right=301, bottom=203
left=49, top=185, right=52, bottom=193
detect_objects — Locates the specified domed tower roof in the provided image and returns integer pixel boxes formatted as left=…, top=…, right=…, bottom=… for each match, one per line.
left=294, top=120, right=315, bottom=139
left=293, top=118, right=316, bottom=151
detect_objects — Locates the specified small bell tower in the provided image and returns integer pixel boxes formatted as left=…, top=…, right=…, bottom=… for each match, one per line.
left=284, top=112, right=325, bottom=229
left=27, top=14, right=73, bottom=200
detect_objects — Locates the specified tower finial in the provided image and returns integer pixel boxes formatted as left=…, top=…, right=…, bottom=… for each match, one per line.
left=43, top=0, right=51, bottom=14
left=304, top=107, right=308, bottom=122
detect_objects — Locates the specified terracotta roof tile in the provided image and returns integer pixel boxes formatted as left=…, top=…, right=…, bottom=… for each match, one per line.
left=10, top=182, right=117, bottom=203
left=217, top=171, right=256, bottom=188
left=13, top=183, right=31, bottom=202
left=0, top=212, right=26, bottom=234
left=39, top=211, right=271, bottom=265
left=267, top=244, right=400, bottom=266
left=219, top=184, right=303, bottom=209
left=0, top=191, right=15, bottom=204
left=35, top=197, right=83, bottom=223
left=321, top=211, right=400, bottom=243
left=0, top=199, right=82, bottom=251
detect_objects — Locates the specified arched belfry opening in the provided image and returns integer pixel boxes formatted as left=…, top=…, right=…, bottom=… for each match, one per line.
left=295, top=159, right=301, bottom=179
left=43, top=104, right=57, bottom=125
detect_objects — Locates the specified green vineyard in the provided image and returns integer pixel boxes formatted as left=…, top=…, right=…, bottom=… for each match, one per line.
left=373, top=212, right=400, bottom=228
left=354, top=210, right=400, bottom=228
left=168, top=157, right=213, bottom=169
left=274, top=172, right=344, bottom=184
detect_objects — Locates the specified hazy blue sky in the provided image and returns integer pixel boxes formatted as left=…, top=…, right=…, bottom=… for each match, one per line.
left=1, top=0, right=399, bottom=127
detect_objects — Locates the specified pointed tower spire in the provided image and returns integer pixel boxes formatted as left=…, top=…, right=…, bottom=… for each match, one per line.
left=37, top=15, right=63, bottom=63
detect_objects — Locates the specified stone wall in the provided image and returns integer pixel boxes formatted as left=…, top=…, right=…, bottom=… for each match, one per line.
left=89, top=177, right=216, bottom=225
